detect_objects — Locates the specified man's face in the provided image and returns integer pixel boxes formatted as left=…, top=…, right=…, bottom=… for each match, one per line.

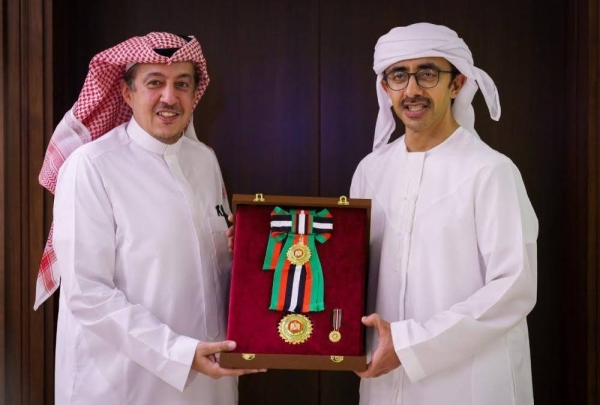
left=121, top=62, right=197, bottom=144
left=382, top=57, right=464, bottom=137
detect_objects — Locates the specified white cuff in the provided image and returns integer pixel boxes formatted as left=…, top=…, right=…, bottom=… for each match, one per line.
left=166, top=336, right=200, bottom=392
left=391, top=321, right=427, bottom=382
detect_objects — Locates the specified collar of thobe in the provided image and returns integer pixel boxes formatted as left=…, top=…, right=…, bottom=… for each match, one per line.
left=400, top=126, right=468, bottom=156
left=127, top=117, right=184, bottom=156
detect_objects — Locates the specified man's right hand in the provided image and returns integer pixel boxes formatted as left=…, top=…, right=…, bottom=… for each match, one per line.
left=226, top=214, right=234, bottom=253
left=191, top=340, right=266, bottom=379
left=355, top=313, right=401, bottom=378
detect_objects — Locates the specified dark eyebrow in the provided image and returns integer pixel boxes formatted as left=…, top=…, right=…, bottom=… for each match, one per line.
left=175, top=73, right=194, bottom=81
left=385, top=62, right=445, bottom=75
left=385, top=66, right=408, bottom=75
left=417, top=62, right=443, bottom=70
left=142, top=72, right=167, bottom=81
left=142, top=72, right=194, bottom=81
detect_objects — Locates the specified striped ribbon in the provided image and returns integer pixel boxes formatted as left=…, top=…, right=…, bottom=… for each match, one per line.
left=263, top=207, right=333, bottom=313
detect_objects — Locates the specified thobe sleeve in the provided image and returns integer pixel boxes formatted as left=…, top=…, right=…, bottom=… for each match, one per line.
left=390, top=160, right=538, bottom=382
left=53, top=151, right=199, bottom=392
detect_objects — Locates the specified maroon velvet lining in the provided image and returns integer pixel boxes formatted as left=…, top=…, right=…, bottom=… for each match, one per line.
left=226, top=204, right=367, bottom=356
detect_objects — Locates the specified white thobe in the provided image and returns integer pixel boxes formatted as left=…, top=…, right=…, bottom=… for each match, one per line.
left=53, top=118, right=237, bottom=405
left=351, top=127, right=538, bottom=405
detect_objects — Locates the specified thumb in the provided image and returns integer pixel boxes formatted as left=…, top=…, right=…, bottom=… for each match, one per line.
left=201, top=340, right=237, bottom=355
left=361, top=313, right=380, bottom=327
left=219, top=340, right=237, bottom=352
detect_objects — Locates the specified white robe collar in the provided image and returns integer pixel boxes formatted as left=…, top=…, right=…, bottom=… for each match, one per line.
left=126, top=117, right=184, bottom=156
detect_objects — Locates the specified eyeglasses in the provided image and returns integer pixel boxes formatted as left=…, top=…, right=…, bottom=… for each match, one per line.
left=383, top=67, right=457, bottom=91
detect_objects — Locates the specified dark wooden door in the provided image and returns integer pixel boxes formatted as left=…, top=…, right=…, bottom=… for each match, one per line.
left=2, top=0, right=592, bottom=404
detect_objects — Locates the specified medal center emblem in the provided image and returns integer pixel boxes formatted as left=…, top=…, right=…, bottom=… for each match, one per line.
left=278, top=314, right=313, bottom=344
left=288, top=320, right=303, bottom=333
left=286, top=244, right=311, bottom=266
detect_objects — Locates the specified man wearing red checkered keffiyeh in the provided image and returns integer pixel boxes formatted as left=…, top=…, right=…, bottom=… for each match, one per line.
left=41, top=32, right=263, bottom=405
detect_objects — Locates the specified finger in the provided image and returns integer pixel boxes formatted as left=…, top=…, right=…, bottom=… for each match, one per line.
left=359, top=364, right=390, bottom=379
left=210, top=364, right=266, bottom=378
left=216, top=369, right=259, bottom=378
left=355, top=363, right=376, bottom=378
left=377, top=365, right=395, bottom=377
left=222, top=368, right=266, bottom=376
left=226, top=217, right=235, bottom=252
left=198, top=340, right=236, bottom=356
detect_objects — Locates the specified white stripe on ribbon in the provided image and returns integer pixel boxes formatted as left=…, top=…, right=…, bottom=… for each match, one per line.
left=298, top=211, right=306, bottom=234
left=312, top=222, right=333, bottom=230
left=271, top=220, right=292, bottom=228
left=288, top=265, right=302, bottom=312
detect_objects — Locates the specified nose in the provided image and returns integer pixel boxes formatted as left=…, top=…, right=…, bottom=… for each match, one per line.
left=403, top=74, right=423, bottom=98
left=160, top=84, right=178, bottom=105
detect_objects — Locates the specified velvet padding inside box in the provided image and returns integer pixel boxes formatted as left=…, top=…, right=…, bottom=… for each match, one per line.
left=220, top=196, right=370, bottom=371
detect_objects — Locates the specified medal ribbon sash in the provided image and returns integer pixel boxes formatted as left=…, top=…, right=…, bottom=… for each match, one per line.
left=262, top=207, right=333, bottom=313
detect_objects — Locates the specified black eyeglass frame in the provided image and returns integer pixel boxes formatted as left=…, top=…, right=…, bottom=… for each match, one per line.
left=383, top=67, right=459, bottom=91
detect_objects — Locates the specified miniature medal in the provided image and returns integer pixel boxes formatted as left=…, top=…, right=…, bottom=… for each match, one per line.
left=329, top=308, right=342, bottom=343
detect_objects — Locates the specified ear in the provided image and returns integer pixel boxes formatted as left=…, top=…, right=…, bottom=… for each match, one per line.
left=381, top=79, right=392, bottom=97
left=121, top=81, right=133, bottom=107
left=450, top=74, right=467, bottom=99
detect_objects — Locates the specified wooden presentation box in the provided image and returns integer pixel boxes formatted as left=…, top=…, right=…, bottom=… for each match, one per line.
left=220, top=194, right=371, bottom=371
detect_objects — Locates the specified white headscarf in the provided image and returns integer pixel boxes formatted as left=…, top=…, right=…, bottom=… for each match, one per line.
left=372, top=22, right=500, bottom=150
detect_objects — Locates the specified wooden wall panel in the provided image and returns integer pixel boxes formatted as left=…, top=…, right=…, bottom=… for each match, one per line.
left=0, top=0, right=6, bottom=402
left=590, top=4, right=600, bottom=403
left=26, top=2, right=45, bottom=403
left=1, top=0, right=55, bottom=404
left=595, top=2, right=600, bottom=400
left=566, top=0, right=600, bottom=404
left=5, top=1, right=24, bottom=402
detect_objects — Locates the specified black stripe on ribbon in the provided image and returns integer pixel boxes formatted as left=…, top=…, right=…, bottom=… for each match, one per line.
left=283, top=264, right=307, bottom=312
left=283, top=265, right=296, bottom=311
left=296, top=269, right=307, bottom=312
left=270, top=214, right=292, bottom=233
left=313, top=217, right=333, bottom=225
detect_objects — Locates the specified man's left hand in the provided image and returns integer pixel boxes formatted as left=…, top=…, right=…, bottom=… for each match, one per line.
left=356, top=313, right=401, bottom=378
left=226, top=214, right=234, bottom=253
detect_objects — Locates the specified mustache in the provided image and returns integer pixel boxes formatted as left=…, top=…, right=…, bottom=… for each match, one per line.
left=154, top=103, right=183, bottom=114
left=401, top=97, right=430, bottom=107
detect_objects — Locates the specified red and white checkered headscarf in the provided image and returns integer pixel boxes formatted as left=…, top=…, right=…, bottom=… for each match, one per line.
left=34, top=32, right=210, bottom=309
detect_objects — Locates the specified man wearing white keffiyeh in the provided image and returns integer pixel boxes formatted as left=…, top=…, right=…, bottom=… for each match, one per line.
left=44, top=33, right=263, bottom=405
left=351, top=23, right=538, bottom=404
